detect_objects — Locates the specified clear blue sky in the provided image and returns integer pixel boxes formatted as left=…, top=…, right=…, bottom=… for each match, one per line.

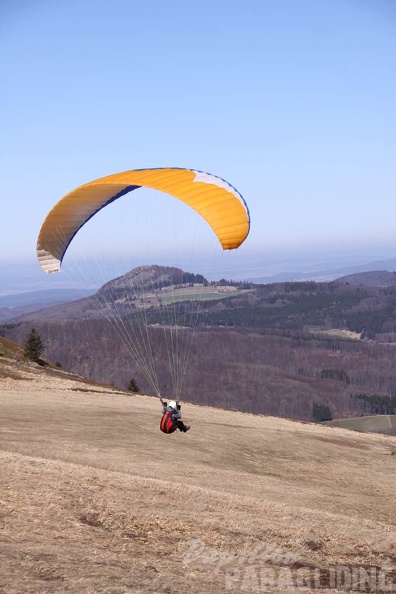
left=1, top=0, right=396, bottom=272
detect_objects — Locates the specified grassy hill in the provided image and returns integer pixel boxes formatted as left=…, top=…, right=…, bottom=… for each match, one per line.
left=1, top=355, right=396, bottom=593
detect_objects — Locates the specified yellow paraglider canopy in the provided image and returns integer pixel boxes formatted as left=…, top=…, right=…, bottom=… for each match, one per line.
left=37, top=167, right=250, bottom=273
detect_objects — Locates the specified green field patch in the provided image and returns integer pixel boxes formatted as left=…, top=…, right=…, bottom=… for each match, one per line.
left=327, top=415, right=396, bottom=435
left=159, top=287, right=251, bottom=305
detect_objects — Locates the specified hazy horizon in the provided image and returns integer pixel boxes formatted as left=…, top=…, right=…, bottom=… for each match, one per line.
left=2, top=246, right=396, bottom=297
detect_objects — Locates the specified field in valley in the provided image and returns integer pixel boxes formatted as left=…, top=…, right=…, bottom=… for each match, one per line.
left=327, top=415, right=396, bottom=436
left=1, top=359, right=396, bottom=593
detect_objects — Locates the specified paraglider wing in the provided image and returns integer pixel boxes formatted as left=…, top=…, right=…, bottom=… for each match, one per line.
left=36, top=168, right=250, bottom=273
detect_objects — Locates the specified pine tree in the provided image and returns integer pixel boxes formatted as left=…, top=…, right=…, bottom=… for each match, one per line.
left=128, top=378, right=140, bottom=393
left=312, top=401, right=333, bottom=422
left=24, top=328, right=44, bottom=363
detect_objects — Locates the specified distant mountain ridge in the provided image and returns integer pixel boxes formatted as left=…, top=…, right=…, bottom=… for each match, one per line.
left=336, top=270, right=396, bottom=287
left=0, top=289, right=91, bottom=322
left=248, top=257, right=396, bottom=283
left=8, top=265, right=241, bottom=323
left=7, top=265, right=396, bottom=333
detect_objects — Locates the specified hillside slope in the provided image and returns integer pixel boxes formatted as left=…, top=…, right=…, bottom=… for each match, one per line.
left=337, top=270, right=396, bottom=287
left=1, top=357, right=395, bottom=593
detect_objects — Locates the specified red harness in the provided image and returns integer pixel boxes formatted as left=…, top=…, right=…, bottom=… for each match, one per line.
left=160, top=410, right=177, bottom=434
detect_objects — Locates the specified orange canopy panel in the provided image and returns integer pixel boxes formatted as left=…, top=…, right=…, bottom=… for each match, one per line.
left=37, top=167, right=250, bottom=273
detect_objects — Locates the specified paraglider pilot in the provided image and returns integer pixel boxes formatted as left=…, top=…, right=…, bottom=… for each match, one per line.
left=160, top=398, right=190, bottom=434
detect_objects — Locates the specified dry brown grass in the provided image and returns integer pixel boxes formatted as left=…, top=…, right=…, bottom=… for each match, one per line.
left=1, top=359, right=396, bottom=593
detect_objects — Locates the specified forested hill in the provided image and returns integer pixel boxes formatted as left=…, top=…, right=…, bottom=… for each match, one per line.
left=190, top=280, right=396, bottom=341
left=336, top=270, right=396, bottom=287
left=9, top=266, right=396, bottom=342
